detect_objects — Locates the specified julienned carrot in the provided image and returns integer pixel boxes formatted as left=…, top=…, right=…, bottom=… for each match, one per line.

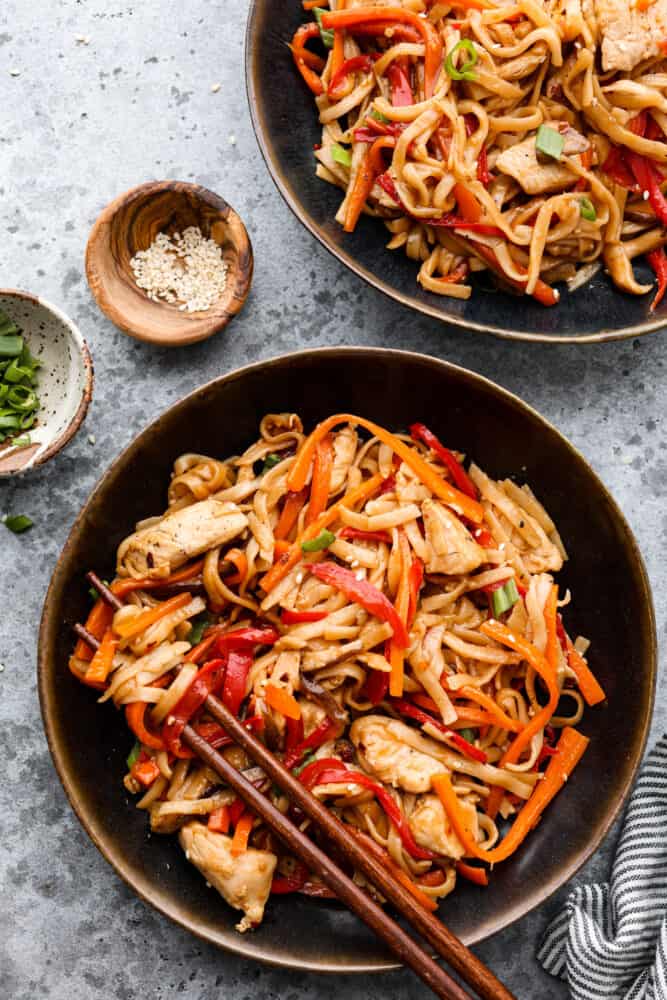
left=287, top=414, right=484, bottom=523
left=265, top=683, right=302, bottom=721
left=85, top=629, right=118, bottom=684
left=544, top=585, right=559, bottom=673
left=273, top=540, right=291, bottom=561
left=231, top=811, right=255, bottom=856
left=456, top=686, right=524, bottom=733
left=559, top=619, right=606, bottom=706
left=223, top=548, right=248, bottom=586
left=260, top=472, right=384, bottom=593
left=275, top=487, right=309, bottom=540
left=73, top=599, right=115, bottom=662
left=306, top=434, right=334, bottom=525
left=290, top=23, right=325, bottom=95
left=329, top=0, right=347, bottom=98
left=113, top=592, right=192, bottom=640
left=432, top=726, right=589, bottom=864
left=125, top=700, right=167, bottom=750
left=456, top=861, right=489, bottom=886
left=344, top=136, right=396, bottom=233
left=208, top=805, right=231, bottom=833
left=321, top=7, right=443, bottom=98
left=131, top=757, right=161, bottom=788
left=389, top=531, right=411, bottom=697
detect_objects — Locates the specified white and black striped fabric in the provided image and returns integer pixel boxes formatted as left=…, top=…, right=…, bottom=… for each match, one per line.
left=538, top=736, right=667, bottom=999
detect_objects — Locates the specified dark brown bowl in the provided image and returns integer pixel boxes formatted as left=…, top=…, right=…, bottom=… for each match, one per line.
left=245, top=2, right=666, bottom=344
left=38, top=348, right=656, bottom=971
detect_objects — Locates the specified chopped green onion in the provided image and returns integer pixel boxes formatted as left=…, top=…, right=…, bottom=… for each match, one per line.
left=0, top=414, right=22, bottom=431
left=535, top=124, right=564, bottom=161
left=444, top=39, right=478, bottom=82
left=313, top=7, right=334, bottom=48
left=301, top=529, right=336, bottom=553
left=4, top=514, right=33, bottom=534
left=579, top=196, right=597, bottom=221
left=126, top=741, right=142, bottom=770
left=11, top=434, right=31, bottom=449
left=7, top=386, right=36, bottom=411
left=370, top=109, right=390, bottom=124
left=0, top=310, right=19, bottom=338
left=0, top=334, right=23, bottom=357
left=491, top=579, right=520, bottom=617
left=293, top=751, right=316, bottom=775
left=331, top=143, right=352, bottom=167
left=89, top=586, right=100, bottom=602
left=189, top=612, right=212, bottom=647
left=262, top=453, right=282, bottom=473
left=458, top=728, right=477, bottom=744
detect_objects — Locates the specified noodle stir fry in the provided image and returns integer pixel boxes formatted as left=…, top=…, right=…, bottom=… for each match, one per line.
left=291, top=0, right=667, bottom=308
left=70, top=413, right=604, bottom=931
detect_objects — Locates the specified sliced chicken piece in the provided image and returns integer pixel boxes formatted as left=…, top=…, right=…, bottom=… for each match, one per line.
left=330, top=426, right=358, bottom=493
left=422, top=499, right=484, bottom=576
left=351, top=715, right=447, bottom=793
left=595, top=0, right=667, bottom=72
left=179, top=821, right=277, bottom=931
left=495, top=133, right=579, bottom=196
left=409, top=794, right=478, bottom=860
left=117, top=499, right=248, bottom=579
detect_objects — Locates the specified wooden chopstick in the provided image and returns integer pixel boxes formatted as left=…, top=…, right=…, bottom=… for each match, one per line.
left=72, top=595, right=515, bottom=1000
left=197, top=694, right=515, bottom=1000
left=184, top=723, right=474, bottom=1000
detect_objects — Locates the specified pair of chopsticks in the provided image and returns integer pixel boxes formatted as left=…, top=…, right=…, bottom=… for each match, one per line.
left=75, top=572, right=515, bottom=1000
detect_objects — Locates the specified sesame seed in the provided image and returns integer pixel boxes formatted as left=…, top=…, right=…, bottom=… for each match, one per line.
left=88, top=434, right=96, bottom=445
left=9, top=69, right=21, bottom=77
left=211, top=83, right=221, bottom=93
left=355, top=570, right=365, bottom=581
left=295, top=573, right=304, bottom=584
left=130, top=226, right=228, bottom=313
left=350, top=559, right=359, bottom=569
left=229, top=134, right=237, bottom=146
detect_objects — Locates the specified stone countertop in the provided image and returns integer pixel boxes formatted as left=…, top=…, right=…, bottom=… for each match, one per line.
left=1, top=2, right=664, bottom=998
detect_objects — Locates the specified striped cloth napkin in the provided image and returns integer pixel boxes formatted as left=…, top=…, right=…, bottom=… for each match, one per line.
left=537, top=735, right=667, bottom=999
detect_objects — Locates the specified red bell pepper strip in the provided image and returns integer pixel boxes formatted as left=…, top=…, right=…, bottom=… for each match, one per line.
left=362, top=643, right=391, bottom=705
left=473, top=526, right=495, bottom=548
left=387, top=62, right=412, bottom=106
left=131, top=754, right=161, bottom=788
left=161, top=659, right=226, bottom=756
left=343, top=20, right=421, bottom=43
left=409, top=423, right=478, bottom=499
left=284, top=717, right=340, bottom=769
left=281, top=608, right=329, bottom=625
left=208, top=805, right=230, bottom=833
left=647, top=247, right=667, bottom=311
left=215, top=625, right=280, bottom=651
left=602, top=147, right=640, bottom=191
left=222, top=650, right=253, bottom=717
left=271, top=861, right=310, bottom=894
left=627, top=153, right=667, bottom=227
left=407, top=559, right=424, bottom=627
left=228, top=797, right=246, bottom=827
left=338, top=526, right=392, bottom=544
left=308, top=561, right=409, bottom=647
left=299, top=758, right=437, bottom=860
left=456, top=861, right=489, bottom=886
left=328, top=54, right=373, bottom=99
left=391, top=698, right=488, bottom=763
left=477, top=146, right=492, bottom=186
left=285, top=714, right=305, bottom=751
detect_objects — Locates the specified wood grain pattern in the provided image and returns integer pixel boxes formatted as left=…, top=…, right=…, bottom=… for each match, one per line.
left=85, top=181, right=253, bottom=346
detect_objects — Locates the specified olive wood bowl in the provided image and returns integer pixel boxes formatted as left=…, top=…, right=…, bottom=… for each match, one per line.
left=38, top=348, right=656, bottom=971
left=85, top=181, right=253, bottom=347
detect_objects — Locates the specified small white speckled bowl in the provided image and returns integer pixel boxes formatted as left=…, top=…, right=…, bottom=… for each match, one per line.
left=0, top=289, right=93, bottom=477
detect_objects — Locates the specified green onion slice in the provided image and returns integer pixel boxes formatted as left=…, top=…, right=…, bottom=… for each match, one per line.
left=331, top=143, right=352, bottom=167
left=0, top=334, right=23, bottom=357
left=370, top=109, right=390, bottom=124
left=313, top=8, right=334, bottom=48
left=535, top=124, right=564, bottom=161
left=445, top=39, right=478, bottom=82
left=189, top=612, right=212, bottom=647
left=11, top=434, right=31, bottom=449
left=0, top=414, right=23, bottom=430
left=126, top=741, right=142, bottom=770
left=579, top=196, right=597, bottom=221
left=4, top=514, right=33, bottom=533
left=7, top=385, right=36, bottom=411
left=458, top=728, right=477, bottom=744
left=262, top=453, right=282, bottom=473
left=301, top=529, right=336, bottom=553
left=293, top=751, right=317, bottom=775
left=491, top=579, right=520, bottom=617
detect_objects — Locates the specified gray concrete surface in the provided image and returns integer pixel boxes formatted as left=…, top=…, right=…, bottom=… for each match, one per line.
left=1, top=2, right=665, bottom=997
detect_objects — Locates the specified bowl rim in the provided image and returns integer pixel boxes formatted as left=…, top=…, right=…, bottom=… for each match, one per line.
left=38, top=346, right=657, bottom=971
left=0, top=287, right=94, bottom=477
left=84, top=179, right=254, bottom=347
left=244, top=2, right=666, bottom=346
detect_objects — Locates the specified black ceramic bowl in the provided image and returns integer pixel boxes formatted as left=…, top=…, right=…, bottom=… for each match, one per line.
left=246, top=2, right=667, bottom=343
left=39, top=349, right=656, bottom=971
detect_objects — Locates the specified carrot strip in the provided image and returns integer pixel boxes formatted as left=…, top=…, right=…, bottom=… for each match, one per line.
left=113, top=592, right=192, bottom=640
left=306, top=434, right=334, bottom=525
left=85, top=629, right=118, bottom=684
left=560, top=624, right=606, bottom=706
left=455, top=686, right=524, bottom=733
left=73, top=599, right=114, bottom=662
left=260, top=472, right=384, bottom=593
left=287, top=414, right=484, bottom=523
left=344, top=136, right=396, bottom=233
left=273, top=539, right=291, bottom=561
left=456, top=861, right=489, bottom=886
left=125, top=700, right=167, bottom=750
left=231, top=812, right=255, bottom=856
left=185, top=631, right=220, bottom=664
left=208, top=805, right=231, bottom=833
left=389, top=531, right=411, bottom=697
left=223, top=548, right=248, bottom=586
left=131, top=757, right=161, bottom=788
left=289, top=23, right=325, bottom=94
left=275, top=487, right=309, bottom=540
left=432, top=726, right=589, bottom=864
left=265, top=683, right=302, bottom=721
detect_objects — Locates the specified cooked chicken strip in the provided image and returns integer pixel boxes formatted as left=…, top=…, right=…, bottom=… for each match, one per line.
left=179, top=821, right=277, bottom=932
left=595, top=0, right=667, bottom=72
left=422, top=499, right=484, bottom=576
left=495, top=133, right=583, bottom=196
left=117, top=499, right=248, bottom=579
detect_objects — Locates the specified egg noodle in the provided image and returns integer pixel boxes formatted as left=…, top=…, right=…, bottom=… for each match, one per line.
left=70, top=412, right=604, bottom=931
left=290, top=0, right=667, bottom=307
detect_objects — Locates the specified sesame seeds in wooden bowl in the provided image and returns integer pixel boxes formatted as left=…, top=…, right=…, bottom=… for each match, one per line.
left=85, top=181, right=253, bottom=347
